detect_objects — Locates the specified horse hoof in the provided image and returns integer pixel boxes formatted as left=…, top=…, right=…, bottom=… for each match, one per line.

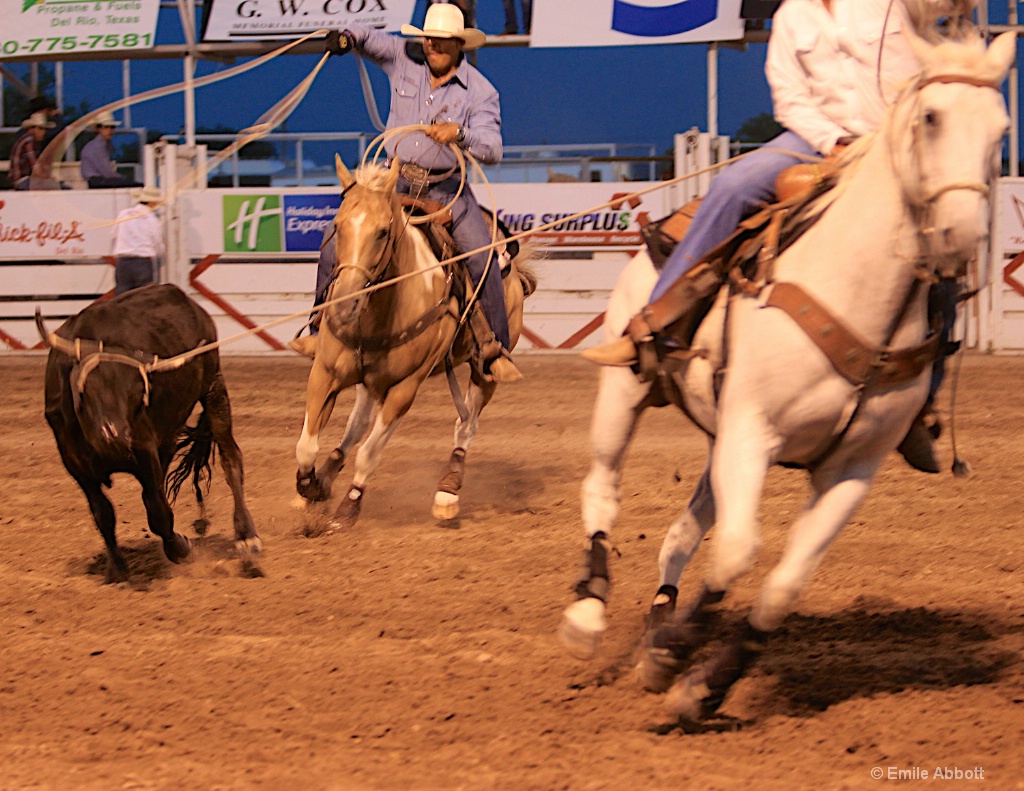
left=664, top=668, right=712, bottom=722
left=646, top=586, right=678, bottom=629
left=331, top=488, right=362, bottom=528
left=104, top=562, right=130, bottom=585
left=235, top=536, right=263, bottom=556
left=635, top=646, right=685, bottom=693
left=164, top=534, right=192, bottom=565
left=560, top=597, right=607, bottom=660
left=296, top=472, right=330, bottom=503
left=432, top=492, right=460, bottom=521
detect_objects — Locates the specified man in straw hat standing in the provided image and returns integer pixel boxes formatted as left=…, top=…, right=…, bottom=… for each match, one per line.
left=111, top=185, right=164, bottom=295
left=9, top=111, right=55, bottom=190
left=315, top=3, right=522, bottom=383
left=81, top=110, right=140, bottom=189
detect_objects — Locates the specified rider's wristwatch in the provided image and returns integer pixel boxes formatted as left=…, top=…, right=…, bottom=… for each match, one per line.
left=455, top=127, right=466, bottom=145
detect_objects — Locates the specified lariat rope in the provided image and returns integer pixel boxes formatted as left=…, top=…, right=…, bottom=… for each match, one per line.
left=117, top=146, right=775, bottom=372
left=28, top=36, right=832, bottom=370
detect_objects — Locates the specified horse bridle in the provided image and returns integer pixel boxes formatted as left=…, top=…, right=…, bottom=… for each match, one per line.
left=329, top=211, right=399, bottom=300
left=904, top=72, right=1002, bottom=208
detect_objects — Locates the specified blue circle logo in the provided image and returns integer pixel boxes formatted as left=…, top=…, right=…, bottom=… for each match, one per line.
left=611, top=0, right=718, bottom=37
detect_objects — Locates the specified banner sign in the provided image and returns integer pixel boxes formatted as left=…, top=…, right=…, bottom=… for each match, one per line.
left=493, top=183, right=666, bottom=248
left=175, top=183, right=671, bottom=254
left=0, top=191, right=135, bottom=258
left=2, top=0, right=159, bottom=60
left=530, top=0, right=744, bottom=47
left=221, top=193, right=339, bottom=252
left=996, top=180, right=1024, bottom=254
left=201, top=0, right=416, bottom=42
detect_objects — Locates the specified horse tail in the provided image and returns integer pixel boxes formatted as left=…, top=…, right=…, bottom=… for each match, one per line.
left=166, top=409, right=216, bottom=505
left=514, top=240, right=541, bottom=298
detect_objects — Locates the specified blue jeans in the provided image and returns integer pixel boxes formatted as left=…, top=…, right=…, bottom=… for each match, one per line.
left=651, top=130, right=817, bottom=301
left=115, top=256, right=157, bottom=295
left=398, top=174, right=511, bottom=350
left=313, top=223, right=338, bottom=318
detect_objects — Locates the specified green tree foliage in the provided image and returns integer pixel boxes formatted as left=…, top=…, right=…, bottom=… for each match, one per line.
left=735, top=112, right=783, bottom=143
left=197, top=125, right=276, bottom=159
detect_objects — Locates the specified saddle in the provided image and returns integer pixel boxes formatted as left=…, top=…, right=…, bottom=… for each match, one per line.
left=397, top=196, right=520, bottom=375
left=637, top=159, right=941, bottom=390
left=398, top=195, right=518, bottom=279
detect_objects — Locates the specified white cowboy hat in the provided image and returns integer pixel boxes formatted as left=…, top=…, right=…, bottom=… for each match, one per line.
left=94, top=110, right=121, bottom=128
left=134, top=185, right=162, bottom=204
left=21, top=111, right=55, bottom=129
left=401, top=3, right=486, bottom=51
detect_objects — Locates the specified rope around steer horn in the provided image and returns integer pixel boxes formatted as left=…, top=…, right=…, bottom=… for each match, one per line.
left=36, top=309, right=199, bottom=406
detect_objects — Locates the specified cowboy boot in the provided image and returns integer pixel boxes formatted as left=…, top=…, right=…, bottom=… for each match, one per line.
left=288, top=335, right=318, bottom=359
left=582, top=262, right=723, bottom=366
left=469, top=305, right=522, bottom=383
left=896, top=405, right=940, bottom=474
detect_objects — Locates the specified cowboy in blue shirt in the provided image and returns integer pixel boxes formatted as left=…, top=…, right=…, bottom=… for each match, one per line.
left=319, top=4, right=520, bottom=383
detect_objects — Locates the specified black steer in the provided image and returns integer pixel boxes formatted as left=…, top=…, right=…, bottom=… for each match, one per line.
left=38, top=284, right=260, bottom=583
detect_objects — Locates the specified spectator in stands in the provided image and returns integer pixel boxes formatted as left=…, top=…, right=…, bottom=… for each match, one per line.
left=15, top=96, right=62, bottom=147
left=9, top=111, right=54, bottom=190
left=112, top=185, right=164, bottom=294
left=501, top=0, right=532, bottom=35
left=80, top=110, right=141, bottom=188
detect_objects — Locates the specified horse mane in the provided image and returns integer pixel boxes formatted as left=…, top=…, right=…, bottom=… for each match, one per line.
left=352, top=163, right=393, bottom=192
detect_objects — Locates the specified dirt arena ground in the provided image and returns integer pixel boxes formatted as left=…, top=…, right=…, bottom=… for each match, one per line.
left=1, top=352, right=1022, bottom=790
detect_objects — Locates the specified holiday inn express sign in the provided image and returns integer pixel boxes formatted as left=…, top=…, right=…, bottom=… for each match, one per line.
left=2, top=0, right=159, bottom=59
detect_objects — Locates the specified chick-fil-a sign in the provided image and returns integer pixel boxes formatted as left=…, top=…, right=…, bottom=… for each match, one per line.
left=0, top=193, right=132, bottom=258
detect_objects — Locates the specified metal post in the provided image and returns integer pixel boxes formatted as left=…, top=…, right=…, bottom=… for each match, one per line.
left=1009, top=0, right=1019, bottom=176
left=54, top=62, right=63, bottom=112
left=707, top=42, right=719, bottom=138
left=122, top=60, right=132, bottom=129
left=178, top=0, right=197, bottom=148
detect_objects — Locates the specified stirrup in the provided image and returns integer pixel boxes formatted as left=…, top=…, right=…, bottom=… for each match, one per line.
left=289, top=335, right=318, bottom=359
left=487, top=354, right=523, bottom=383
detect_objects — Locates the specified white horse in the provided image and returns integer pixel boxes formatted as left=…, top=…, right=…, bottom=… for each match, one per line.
left=562, top=29, right=1016, bottom=722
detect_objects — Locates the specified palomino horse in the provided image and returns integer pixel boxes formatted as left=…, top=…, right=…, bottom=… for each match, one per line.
left=294, top=157, right=536, bottom=527
left=562, top=29, right=1015, bottom=722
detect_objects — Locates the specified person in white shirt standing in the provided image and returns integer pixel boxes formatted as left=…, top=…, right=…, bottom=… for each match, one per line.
left=112, top=185, right=164, bottom=295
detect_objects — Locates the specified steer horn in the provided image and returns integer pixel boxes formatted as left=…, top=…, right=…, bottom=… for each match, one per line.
left=34, top=307, right=52, bottom=348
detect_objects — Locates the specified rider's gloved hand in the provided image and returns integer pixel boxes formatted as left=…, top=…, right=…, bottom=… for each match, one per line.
left=325, top=30, right=352, bottom=57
